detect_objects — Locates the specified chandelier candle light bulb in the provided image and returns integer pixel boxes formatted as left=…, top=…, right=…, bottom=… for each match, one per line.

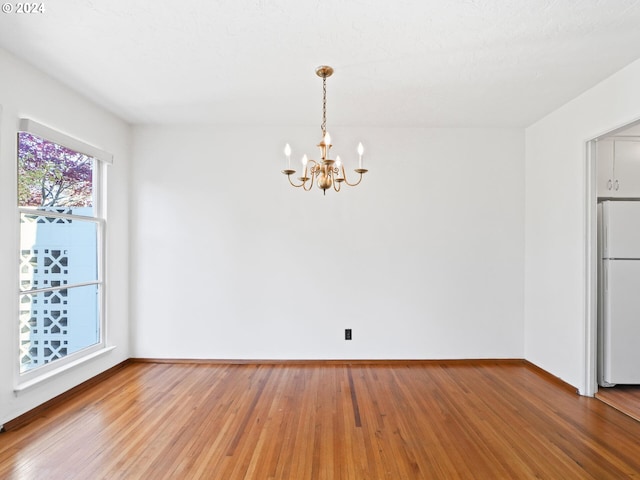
left=284, top=143, right=291, bottom=169
left=281, top=65, right=368, bottom=194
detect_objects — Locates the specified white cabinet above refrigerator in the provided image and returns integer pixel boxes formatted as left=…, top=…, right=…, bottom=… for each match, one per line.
left=597, top=139, right=640, bottom=198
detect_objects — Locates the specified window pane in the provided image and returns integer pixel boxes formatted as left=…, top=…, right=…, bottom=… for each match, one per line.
left=18, top=131, right=94, bottom=214
left=19, top=213, right=97, bottom=292
left=19, top=284, right=100, bottom=373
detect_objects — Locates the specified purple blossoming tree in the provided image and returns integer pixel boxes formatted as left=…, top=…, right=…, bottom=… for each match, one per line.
left=18, top=132, right=93, bottom=208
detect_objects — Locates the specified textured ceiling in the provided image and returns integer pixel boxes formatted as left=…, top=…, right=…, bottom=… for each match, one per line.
left=1, top=0, right=640, bottom=127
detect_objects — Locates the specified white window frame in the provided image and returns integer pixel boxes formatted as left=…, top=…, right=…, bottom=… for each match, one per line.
left=15, top=119, right=113, bottom=391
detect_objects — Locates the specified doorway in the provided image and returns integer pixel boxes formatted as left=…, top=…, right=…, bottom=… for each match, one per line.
left=586, top=120, right=640, bottom=418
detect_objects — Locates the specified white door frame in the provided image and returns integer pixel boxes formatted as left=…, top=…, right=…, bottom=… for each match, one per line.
left=584, top=119, right=640, bottom=397
left=584, top=139, right=598, bottom=397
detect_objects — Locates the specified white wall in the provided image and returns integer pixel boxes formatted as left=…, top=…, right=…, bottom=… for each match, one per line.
left=0, top=48, right=131, bottom=426
left=131, top=126, right=525, bottom=360
left=525, top=58, right=640, bottom=394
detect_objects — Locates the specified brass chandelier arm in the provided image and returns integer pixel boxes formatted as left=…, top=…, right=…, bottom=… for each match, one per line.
left=301, top=160, right=319, bottom=191
left=284, top=173, right=305, bottom=188
left=339, top=165, right=368, bottom=187
left=331, top=167, right=342, bottom=192
left=302, top=174, right=315, bottom=191
left=282, top=160, right=321, bottom=189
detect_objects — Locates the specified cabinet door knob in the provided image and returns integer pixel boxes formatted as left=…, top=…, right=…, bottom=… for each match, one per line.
left=608, top=179, right=613, bottom=190
left=614, top=180, right=620, bottom=191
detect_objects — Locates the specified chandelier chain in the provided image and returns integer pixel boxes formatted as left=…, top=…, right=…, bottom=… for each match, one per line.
left=321, top=76, right=327, bottom=136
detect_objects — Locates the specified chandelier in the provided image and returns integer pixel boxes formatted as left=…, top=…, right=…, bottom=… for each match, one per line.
left=282, top=65, right=367, bottom=195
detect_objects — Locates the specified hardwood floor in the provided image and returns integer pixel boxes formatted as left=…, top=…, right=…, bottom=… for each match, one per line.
left=597, top=385, right=640, bottom=422
left=2, top=361, right=640, bottom=479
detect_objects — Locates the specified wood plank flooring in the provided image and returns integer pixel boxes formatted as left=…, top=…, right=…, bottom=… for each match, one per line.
left=597, top=385, right=640, bottom=422
left=2, top=361, right=640, bottom=479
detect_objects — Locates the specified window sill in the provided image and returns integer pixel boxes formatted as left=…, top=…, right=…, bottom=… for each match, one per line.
left=14, top=346, right=117, bottom=393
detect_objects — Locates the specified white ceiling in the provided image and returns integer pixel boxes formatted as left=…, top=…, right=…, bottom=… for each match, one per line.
left=1, top=0, right=640, bottom=128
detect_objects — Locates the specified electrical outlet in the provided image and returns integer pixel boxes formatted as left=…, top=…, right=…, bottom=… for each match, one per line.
left=345, top=328, right=352, bottom=340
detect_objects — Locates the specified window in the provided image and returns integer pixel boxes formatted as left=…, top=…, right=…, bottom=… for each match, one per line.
left=17, top=119, right=112, bottom=381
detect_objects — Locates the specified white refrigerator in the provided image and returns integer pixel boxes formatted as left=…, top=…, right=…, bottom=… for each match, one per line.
left=599, top=200, right=640, bottom=387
